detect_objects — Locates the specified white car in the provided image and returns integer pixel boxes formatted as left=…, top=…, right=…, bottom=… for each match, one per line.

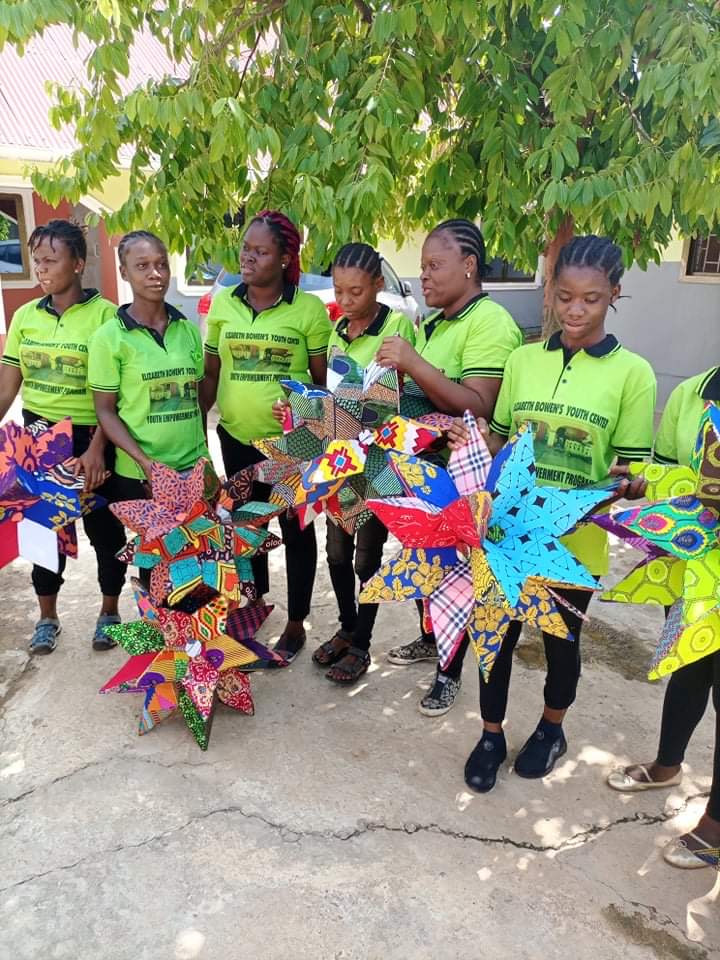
left=197, top=259, right=421, bottom=334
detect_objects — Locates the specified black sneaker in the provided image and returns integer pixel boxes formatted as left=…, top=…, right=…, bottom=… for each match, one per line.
left=418, top=673, right=461, bottom=717
left=464, top=734, right=507, bottom=793
left=387, top=637, right=438, bottom=665
left=514, top=726, right=567, bottom=779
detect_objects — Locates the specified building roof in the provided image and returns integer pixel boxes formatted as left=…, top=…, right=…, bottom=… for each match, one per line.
left=0, top=25, right=186, bottom=159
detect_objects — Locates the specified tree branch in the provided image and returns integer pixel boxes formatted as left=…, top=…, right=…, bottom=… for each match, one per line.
left=353, top=0, right=373, bottom=24
left=619, top=91, right=653, bottom=143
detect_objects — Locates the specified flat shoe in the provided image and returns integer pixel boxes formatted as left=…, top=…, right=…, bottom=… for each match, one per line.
left=663, top=832, right=719, bottom=869
left=607, top=764, right=683, bottom=792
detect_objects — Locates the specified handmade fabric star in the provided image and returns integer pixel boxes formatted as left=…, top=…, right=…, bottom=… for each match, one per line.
left=113, top=460, right=280, bottom=606
left=597, top=402, right=720, bottom=678
left=100, top=580, right=282, bottom=749
left=360, top=413, right=606, bottom=677
left=0, top=417, right=105, bottom=572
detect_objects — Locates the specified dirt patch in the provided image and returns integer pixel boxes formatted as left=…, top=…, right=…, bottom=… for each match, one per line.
left=602, top=904, right=711, bottom=960
left=516, top=615, right=657, bottom=683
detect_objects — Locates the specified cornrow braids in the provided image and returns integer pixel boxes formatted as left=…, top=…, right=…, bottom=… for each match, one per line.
left=430, top=218, right=487, bottom=279
left=28, top=219, right=87, bottom=262
left=249, top=209, right=302, bottom=286
left=332, top=242, right=382, bottom=278
left=554, top=235, right=625, bottom=287
left=117, top=230, right=167, bottom=266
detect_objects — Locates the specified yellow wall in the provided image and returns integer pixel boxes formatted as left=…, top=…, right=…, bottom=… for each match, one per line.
left=0, top=157, right=131, bottom=212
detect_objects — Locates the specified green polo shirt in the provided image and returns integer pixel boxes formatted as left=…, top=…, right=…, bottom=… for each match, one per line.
left=401, top=294, right=522, bottom=417
left=88, top=305, right=209, bottom=480
left=2, top=289, right=116, bottom=425
left=205, top=282, right=331, bottom=443
left=654, top=367, right=720, bottom=467
left=326, top=305, right=415, bottom=366
left=490, top=331, right=656, bottom=574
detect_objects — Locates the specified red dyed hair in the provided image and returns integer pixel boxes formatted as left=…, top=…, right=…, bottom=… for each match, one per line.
left=250, top=209, right=302, bottom=286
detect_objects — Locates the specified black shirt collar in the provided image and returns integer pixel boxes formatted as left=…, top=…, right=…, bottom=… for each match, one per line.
left=335, top=304, right=391, bottom=343
left=37, top=288, right=99, bottom=317
left=700, top=367, right=720, bottom=402
left=118, top=303, right=186, bottom=347
left=423, top=292, right=487, bottom=341
left=232, top=281, right=297, bottom=317
left=545, top=330, right=619, bottom=358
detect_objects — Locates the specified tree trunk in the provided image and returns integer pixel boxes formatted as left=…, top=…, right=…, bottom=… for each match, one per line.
left=541, top=215, right=574, bottom=339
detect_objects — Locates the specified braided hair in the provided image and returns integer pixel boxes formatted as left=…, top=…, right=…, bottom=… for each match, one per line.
left=117, top=230, right=167, bottom=266
left=554, top=235, right=625, bottom=287
left=248, top=210, right=302, bottom=286
left=332, top=242, right=382, bottom=278
left=430, top=219, right=487, bottom=280
left=28, top=219, right=87, bottom=261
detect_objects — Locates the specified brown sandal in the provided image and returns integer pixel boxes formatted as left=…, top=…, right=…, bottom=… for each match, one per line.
left=312, top=631, right=352, bottom=667
left=326, top=647, right=371, bottom=684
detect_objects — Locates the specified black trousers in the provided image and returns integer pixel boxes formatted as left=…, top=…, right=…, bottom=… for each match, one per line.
left=479, top=587, right=593, bottom=724
left=218, top=425, right=316, bottom=621
left=327, top=515, right=387, bottom=651
left=656, top=652, right=720, bottom=821
left=23, top=411, right=128, bottom=599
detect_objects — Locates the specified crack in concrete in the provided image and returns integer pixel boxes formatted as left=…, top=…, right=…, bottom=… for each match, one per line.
left=565, top=859, right=718, bottom=959
left=0, top=789, right=710, bottom=894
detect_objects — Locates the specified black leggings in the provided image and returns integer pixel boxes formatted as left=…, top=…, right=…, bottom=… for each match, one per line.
left=327, top=515, right=387, bottom=651
left=23, top=412, right=128, bottom=599
left=656, top=652, right=720, bottom=821
left=218, top=426, right=316, bottom=621
left=416, top=601, right=470, bottom=680
left=479, top=587, right=593, bottom=724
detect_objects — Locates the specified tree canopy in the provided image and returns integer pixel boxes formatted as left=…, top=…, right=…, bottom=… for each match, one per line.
left=3, top=0, right=720, bottom=275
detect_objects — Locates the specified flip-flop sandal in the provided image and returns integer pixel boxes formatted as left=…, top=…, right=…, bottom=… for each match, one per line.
left=326, top=647, right=371, bottom=685
left=312, top=632, right=352, bottom=667
left=607, top=763, right=683, bottom=792
left=273, top=630, right=306, bottom=664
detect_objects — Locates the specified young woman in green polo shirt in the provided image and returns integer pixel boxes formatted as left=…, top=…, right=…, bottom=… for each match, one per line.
left=0, top=219, right=126, bottom=654
left=376, top=218, right=522, bottom=716
left=201, top=210, right=331, bottom=663
left=89, top=231, right=209, bottom=489
left=458, top=235, right=655, bottom=794
left=296, top=242, right=416, bottom=683
left=607, top=369, right=720, bottom=870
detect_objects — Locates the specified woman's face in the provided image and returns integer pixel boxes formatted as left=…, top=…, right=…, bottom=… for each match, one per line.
left=332, top=266, right=383, bottom=322
left=120, top=239, right=170, bottom=301
left=31, top=237, right=82, bottom=297
left=240, top=222, right=287, bottom=287
left=420, top=230, right=476, bottom=310
left=553, top=265, right=619, bottom=344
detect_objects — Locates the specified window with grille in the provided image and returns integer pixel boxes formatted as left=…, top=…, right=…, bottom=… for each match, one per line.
left=686, top=234, right=720, bottom=277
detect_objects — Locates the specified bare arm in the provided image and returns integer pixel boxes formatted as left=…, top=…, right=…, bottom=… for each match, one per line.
left=200, top=352, right=220, bottom=414
left=93, top=391, right=153, bottom=480
left=375, top=337, right=499, bottom=419
left=309, top=353, right=327, bottom=387
left=0, top=365, right=22, bottom=422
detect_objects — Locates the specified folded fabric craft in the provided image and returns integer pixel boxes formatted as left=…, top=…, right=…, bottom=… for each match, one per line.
left=360, top=412, right=607, bottom=679
left=595, top=402, right=720, bottom=679
left=100, top=579, right=283, bottom=749
left=250, top=350, right=445, bottom=534
left=112, top=459, right=281, bottom=606
left=0, top=417, right=105, bottom=572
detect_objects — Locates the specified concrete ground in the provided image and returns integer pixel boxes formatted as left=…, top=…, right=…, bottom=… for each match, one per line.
left=1, top=440, right=719, bottom=958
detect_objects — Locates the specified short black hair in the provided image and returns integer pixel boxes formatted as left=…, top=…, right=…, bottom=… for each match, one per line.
left=117, top=230, right=167, bottom=266
left=332, top=242, right=382, bottom=278
left=554, top=235, right=625, bottom=286
left=430, top=219, right=487, bottom=279
left=28, top=219, right=87, bottom=262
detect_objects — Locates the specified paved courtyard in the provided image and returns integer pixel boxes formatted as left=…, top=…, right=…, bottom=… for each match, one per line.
left=1, top=498, right=718, bottom=958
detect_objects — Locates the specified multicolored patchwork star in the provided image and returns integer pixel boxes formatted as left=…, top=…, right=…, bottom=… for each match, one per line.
left=360, top=413, right=606, bottom=679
